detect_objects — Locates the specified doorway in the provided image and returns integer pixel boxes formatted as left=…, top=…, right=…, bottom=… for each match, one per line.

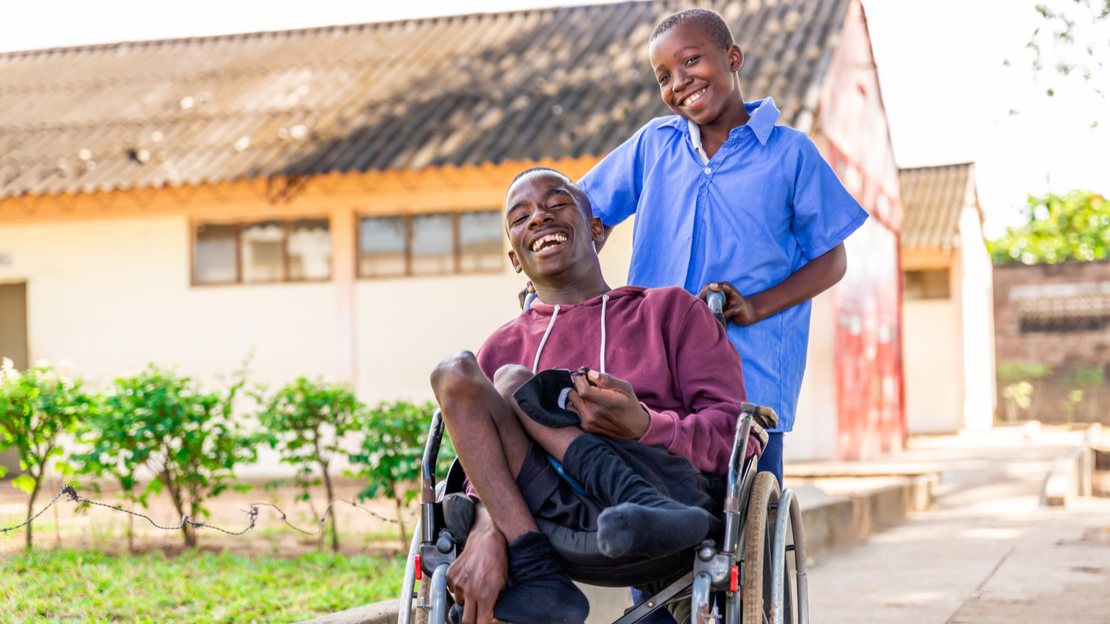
left=0, top=282, right=29, bottom=370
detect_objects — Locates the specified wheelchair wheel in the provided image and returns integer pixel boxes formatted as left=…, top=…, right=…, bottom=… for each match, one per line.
left=742, top=472, right=793, bottom=623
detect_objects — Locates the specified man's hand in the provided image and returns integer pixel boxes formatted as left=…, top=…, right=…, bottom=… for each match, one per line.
left=566, top=370, right=651, bottom=439
left=446, top=506, right=508, bottom=624
left=697, top=282, right=759, bottom=326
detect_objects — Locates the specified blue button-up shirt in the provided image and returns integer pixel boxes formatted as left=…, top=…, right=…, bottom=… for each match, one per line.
left=579, top=98, right=867, bottom=432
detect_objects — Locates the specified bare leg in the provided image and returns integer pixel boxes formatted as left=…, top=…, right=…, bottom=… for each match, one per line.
left=432, top=353, right=589, bottom=624
left=431, top=351, right=537, bottom=541
left=492, top=364, right=582, bottom=463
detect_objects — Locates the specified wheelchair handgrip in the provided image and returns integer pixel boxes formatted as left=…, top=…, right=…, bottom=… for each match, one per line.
left=421, top=410, right=445, bottom=504
left=707, top=290, right=727, bottom=326
left=524, top=290, right=539, bottom=311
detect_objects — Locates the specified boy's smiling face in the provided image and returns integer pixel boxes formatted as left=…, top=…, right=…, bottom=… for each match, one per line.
left=504, top=170, right=604, bottom=285
left=649, top=22, right=744, bottom=127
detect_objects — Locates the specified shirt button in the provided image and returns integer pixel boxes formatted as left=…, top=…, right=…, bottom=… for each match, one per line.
left=704, top=167, right=712, bottom=175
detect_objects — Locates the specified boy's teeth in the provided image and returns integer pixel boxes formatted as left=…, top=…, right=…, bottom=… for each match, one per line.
left=683, top=90, right=703, bottom=106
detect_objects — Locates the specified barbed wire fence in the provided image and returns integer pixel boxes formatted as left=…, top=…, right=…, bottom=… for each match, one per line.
left=0, top=483, right=414, bottom=539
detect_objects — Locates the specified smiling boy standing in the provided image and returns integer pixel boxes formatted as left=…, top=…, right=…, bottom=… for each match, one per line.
left=579, top=8, right=868, bottom=486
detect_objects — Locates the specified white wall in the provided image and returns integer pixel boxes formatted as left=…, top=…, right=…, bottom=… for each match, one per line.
left=0, top=212, right=637, bottom=401
left=959, top=206, right=996, bottom=429
left=787, top=288, right=839, bottom=461
left=0, top=215, right=335, bottom=388
left=904, top=295, right=963, bottom=434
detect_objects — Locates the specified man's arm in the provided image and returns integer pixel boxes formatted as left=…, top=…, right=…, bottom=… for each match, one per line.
left=697, top=243, right=847, bottom=326
left=446, top=503, right=508, bottom=624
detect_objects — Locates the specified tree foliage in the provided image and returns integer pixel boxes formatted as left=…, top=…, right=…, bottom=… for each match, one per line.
left=988, top=190, right=1109, bottom=264
left=78, top=364, right=257, bottom=547
left=256, top=377, right=365, bottom=552
left=347, top=401, right=453, bottom=551
left=1022, top=0, right=1109, bottom=103
left=0, top=359, right=97, bottom=549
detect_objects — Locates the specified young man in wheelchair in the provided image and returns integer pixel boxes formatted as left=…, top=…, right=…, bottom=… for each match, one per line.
left=430, top=168, right=763, bottom=624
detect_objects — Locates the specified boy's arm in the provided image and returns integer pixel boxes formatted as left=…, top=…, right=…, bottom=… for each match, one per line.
left=698, top=242, right=847, bottom=326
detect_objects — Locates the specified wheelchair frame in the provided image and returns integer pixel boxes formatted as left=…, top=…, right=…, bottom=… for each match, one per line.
left=398, top=402, right=809, bottom=624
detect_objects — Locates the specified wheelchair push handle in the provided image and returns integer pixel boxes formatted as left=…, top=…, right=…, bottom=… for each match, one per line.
left=706, top=290, right=727, bottom=326
left=421, top=410, right=445, bottom=504
left=524, top=290, right=539, bottom=311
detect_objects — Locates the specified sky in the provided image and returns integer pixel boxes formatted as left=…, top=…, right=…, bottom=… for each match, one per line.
left=2, top=0, right=1106, bottom=238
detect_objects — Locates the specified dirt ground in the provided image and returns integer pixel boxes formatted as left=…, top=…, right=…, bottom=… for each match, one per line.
left=0, top=475, right=417, bottom=558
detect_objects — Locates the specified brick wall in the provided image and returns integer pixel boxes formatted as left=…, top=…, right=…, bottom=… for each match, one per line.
left=993, top=260, right=1110, bottom=424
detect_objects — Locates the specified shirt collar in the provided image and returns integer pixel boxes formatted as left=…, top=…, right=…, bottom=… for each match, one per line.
left=743, top=98, right=779, bottom=146
left=659, top=97, right=781, bottom=148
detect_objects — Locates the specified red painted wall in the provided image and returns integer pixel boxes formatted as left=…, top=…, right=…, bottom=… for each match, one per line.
left=814, top=0, right=905, bottom=460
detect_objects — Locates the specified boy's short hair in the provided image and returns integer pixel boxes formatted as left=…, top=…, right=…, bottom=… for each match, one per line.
left=650, top=8, right=734, bottom=51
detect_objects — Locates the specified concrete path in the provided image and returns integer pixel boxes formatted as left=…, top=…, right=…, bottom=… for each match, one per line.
left=805, top=426, right=1110, bottom=624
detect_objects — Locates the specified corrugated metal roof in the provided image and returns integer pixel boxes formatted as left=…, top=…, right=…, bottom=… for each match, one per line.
left=0, top=0, right=851, bottom=199
left=899, top=163, right=977, bottom=250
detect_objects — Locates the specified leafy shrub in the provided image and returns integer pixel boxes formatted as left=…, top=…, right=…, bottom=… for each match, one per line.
left=76, top=364, right=256, bottom=547
left=348, top=401, right=453, bottom=550
left=255, top=377, right=365, bottom=551
left=0, top=358, right=98, bottom=549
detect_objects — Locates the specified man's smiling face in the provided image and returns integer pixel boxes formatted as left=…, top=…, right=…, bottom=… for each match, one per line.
left=648, top=22, right=743, bottom=126
left=504, top=170, right=603, bottom=283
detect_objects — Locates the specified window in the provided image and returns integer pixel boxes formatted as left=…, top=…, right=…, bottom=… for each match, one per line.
left=358, top=210, right=503, bottom=278
left=904, top=269, right=950, bottom=300
left=192, top=219, right=331, bottom=285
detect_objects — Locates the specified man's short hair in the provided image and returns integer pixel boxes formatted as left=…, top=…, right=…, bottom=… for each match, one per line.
left=506, top=167, right=593, bottom=217
left=650, top=8, right=735, bottom=51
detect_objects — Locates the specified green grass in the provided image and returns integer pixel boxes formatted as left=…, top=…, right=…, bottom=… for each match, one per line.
left=0, top=548, right=405, bottom=623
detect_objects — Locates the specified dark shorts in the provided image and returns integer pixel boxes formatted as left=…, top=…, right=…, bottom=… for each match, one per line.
left=515, top=437, right=725, bottom=533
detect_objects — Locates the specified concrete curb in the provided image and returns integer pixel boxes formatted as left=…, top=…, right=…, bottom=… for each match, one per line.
left=295, top=474, right=937, bottom=624
left=798, top=474, right=935, bottom=561
left=1042, top=423, right=1101, bottom=507
left=296, top=598, right=401, bottom=624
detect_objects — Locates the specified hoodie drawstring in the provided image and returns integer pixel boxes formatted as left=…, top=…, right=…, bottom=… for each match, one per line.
left=531, top=294, right=610, bottom=374
left=532, top=305, right=561, bottom=374
left=598, top=294, right=609, bottom=374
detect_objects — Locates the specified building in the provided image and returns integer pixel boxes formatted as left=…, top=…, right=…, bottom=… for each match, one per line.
left=993, top=259, right=1110, bottom=425
left=0, top=0, right=902, bottom=460
left=898, top=163, right=996, bottom=433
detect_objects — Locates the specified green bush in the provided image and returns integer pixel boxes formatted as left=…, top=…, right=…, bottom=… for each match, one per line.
left=75, top=364, right=257, bottom=548
left=348, top=400, right=454, bottom=550
left=255, top=377, right=366, bottom=552
left=0, top=359, right=98, bottom=549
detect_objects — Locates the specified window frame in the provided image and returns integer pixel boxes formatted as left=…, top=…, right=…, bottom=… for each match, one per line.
left=356, top=209, right=504, bottom=279
left=190, top=217, right=332, bottom=287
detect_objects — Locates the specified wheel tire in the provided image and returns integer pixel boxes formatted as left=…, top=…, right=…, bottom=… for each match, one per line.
left=741, top=472, right=780, bottom=624
left=764, top=491, right=795, bottom=624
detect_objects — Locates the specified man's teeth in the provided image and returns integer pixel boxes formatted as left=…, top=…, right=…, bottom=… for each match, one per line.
left=683, top=90, right=704, bottom=106
left=531, top=233, right=568, bottom=252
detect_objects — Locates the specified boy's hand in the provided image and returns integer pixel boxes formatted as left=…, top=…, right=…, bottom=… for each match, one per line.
left=697, top=282, right=758, bottom=326
left=517, top=281, right=535, bottom=310
left=566, top=370, right=651, bottom=439
left=446, top=507, right=508, bottom=624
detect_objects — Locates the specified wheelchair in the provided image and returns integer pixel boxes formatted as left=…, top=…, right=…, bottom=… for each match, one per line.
left=397, top=400, right=809, bottom=624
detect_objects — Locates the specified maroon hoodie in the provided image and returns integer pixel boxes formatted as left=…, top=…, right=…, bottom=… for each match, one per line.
left=477, top=285, right=748, bottom=476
